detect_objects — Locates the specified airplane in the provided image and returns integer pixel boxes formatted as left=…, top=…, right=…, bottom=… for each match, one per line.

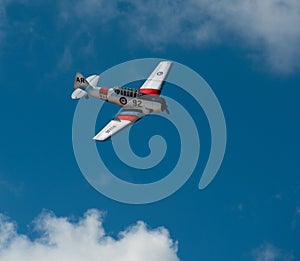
left=71, top=61, right=172, bottom=141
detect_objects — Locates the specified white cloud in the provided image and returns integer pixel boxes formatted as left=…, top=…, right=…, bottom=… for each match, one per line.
left=3, top=0, right=300, bottom=73
left=59, top=0, right=300, bottom=74
left=125, top=0, right=300, bottom=73
left=59, top=0, right=119, bottom=25
left=252, top=242, right=294, bottom=261
left=220, top=0, right=300, bottom=73
left=0, top=209, right=179, bottom=261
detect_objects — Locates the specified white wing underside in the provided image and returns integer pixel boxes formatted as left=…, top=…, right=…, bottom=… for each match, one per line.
left=93, top=107, right=151, bottom=141
left=93, top=119, right=132, bottom=141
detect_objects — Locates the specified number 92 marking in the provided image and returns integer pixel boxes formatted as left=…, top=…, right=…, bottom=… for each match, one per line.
left=132, top=99, right=142, bottom=107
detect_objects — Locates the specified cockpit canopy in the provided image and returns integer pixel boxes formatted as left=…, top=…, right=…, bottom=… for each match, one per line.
left=113, top=86, right=143, bottom=98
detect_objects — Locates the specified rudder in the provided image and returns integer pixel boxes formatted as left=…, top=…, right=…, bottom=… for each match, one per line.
left=74, top=72, right=90, bottom=89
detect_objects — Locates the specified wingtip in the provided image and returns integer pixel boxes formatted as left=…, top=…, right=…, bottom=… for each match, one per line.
left=93, top=135, right=108, bottom=142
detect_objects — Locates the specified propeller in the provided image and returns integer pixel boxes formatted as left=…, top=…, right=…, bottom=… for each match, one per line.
left=161, top=98, right=170, bottom=114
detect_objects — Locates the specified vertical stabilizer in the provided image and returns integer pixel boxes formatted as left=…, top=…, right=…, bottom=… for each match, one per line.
left=74, top=72, right=90, bottom=89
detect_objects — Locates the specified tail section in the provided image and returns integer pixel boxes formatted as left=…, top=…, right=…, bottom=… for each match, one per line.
left=72, top=72, right=100, bottom=100
left=72, top=72, right=89, bottom=99
left=86, top=74, right=100, bottom=87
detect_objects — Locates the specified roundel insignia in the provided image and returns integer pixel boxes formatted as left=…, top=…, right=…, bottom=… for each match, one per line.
left=157, top=71, right=163, bottom=76
left=119, top=97, right=127, bottom=105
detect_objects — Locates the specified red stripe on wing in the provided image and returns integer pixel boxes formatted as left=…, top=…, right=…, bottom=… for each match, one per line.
left=117, top=115, right=139, bottom=122
left=139, top=88, right=161, bottom=95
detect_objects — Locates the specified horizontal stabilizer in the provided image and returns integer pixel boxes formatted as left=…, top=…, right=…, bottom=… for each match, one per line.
left=86, top=75, right=100, bottom=87
left=71, top=88, right=87, bottom=99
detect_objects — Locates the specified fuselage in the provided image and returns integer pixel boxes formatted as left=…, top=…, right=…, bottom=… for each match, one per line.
left=87, top=86, right=166, bottom=114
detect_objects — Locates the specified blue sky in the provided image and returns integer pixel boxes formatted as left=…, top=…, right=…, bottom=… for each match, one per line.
left=1, top=1, right=300, bottom=260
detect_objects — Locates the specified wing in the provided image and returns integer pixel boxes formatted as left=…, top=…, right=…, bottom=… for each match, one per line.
left=139, top=61, right=172, bottom=96
left=93, top=107, right=151, bottom=141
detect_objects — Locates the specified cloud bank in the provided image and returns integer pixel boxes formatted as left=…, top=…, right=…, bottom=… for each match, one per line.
left=66, top=0, right=300, bottom=74
left=2, top=0, right=300, bottom=74
left=0, top=209, right=179, bottom=261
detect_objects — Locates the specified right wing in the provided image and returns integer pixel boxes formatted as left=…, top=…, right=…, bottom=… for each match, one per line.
left=93, top=107, right=151, bottom=141
left=139, top=61, right=172, bottom=96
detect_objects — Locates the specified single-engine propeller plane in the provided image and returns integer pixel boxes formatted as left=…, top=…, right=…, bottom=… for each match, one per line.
left=71, top=61, right=173, bottom=141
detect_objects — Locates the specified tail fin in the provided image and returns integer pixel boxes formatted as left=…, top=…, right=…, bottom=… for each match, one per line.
left=72, top=72, right=100, bottom=99
left=74, top=72, right=90, bottom=89
left=72, top=72, right=90, bottom=99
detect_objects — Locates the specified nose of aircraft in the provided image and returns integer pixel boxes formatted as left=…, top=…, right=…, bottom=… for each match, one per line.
left=161, top=98, right=170, bottom=114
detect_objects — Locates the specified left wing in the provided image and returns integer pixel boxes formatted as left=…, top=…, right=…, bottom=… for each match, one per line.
left=93, top=107, right=150, bottom=141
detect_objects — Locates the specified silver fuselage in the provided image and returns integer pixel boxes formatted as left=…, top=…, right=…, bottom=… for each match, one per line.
left=87, top=86, right=165, bottom=113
